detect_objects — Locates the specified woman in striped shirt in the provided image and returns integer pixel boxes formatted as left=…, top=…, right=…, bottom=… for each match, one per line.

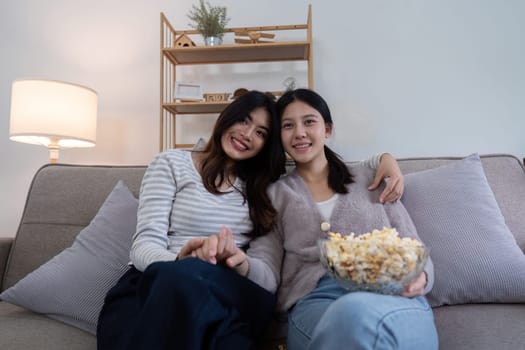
left=97, top=90, right=285, bottom=350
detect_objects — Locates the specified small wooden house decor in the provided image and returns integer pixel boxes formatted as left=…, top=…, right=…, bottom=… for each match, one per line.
left=174, top=34, right=196, bottom=47
left=234, top=31, right=275, bottom=44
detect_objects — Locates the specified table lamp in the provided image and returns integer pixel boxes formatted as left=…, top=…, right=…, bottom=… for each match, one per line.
left=9, top=79, right=98, bottom=163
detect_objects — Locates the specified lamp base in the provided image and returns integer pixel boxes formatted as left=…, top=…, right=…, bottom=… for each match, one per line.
left=48, top=145, right=59, bottom=163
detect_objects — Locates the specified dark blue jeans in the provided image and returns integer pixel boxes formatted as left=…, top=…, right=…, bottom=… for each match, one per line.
left=97, top=258, right=276, bottom=350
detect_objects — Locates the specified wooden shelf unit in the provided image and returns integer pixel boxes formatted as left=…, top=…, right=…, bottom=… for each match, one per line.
left=160, top=5, right=313, bottom=150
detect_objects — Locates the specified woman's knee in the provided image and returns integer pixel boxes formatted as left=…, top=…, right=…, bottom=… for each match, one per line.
left=326, top=292, right=431, bottom=322
left=144, top=258, right=207, bottom=279
left=310, top=293, right=437, bottom=350
left=140, top=259, right=209, bottom=296
left=322, top=292, right=383, bottom=325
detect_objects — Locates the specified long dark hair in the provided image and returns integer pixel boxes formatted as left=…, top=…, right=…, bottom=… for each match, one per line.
left=276, top=88, right=353, bottom=193
left=200, top=90, right=285, bottom=235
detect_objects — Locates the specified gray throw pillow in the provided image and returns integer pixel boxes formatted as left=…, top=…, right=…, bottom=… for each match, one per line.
left=0, top=180, right=137, bottom=334
left=402, top=154, right=525, bottom=307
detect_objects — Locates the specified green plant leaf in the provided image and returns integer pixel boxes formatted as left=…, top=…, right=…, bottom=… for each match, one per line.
left=187, top=0, right=230, bottom=39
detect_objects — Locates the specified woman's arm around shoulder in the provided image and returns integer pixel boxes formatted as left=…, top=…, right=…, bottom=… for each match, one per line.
left=364, top=153, right=404, bottom=203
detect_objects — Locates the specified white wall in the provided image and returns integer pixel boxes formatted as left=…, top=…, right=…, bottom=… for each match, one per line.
left=1, top=0, right=524, bottom=238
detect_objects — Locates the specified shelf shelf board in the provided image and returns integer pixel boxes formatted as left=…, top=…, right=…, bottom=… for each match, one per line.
left=163, top=101, right=230, bottom=114
left=163, top=41, right=310, bottom=65
left=174, top=143, right=195, bottom=149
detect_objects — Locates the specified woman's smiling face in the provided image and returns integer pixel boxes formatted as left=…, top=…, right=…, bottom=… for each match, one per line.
left=221, top=106, right=270, bottom=161
left=280, top=100, right=332, bottom=164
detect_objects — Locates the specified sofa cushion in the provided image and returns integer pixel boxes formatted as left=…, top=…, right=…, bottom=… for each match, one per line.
left=401, top=154, right=525, bottom=306
left=1, top=164, right=145, bottom=292
left=0, top=180, right=137, bottom=334
left=398, top=154, right=525, bottom=252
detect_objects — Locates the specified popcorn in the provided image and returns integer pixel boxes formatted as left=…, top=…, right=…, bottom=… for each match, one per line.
left=319, top=226, right=427, bottom=292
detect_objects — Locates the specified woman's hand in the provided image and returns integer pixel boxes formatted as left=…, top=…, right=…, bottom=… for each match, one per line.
left=177, top=230, right=229, bottom=264
left=189, top=227, right=249, bottom=274
left=192, top=234, right=221, bottom=264
left=177, top=237, right=205, bottom=260
left=225, top=248, right=249, bottom=276
left=191, top=232, right=229, bottom=264
left=400, top=271, right=427, bottom=298
left=368, top=153, right=404, bottom=203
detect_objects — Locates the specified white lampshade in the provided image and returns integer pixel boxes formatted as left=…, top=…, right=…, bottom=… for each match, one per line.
left=9, top=79, right=98, bottom=163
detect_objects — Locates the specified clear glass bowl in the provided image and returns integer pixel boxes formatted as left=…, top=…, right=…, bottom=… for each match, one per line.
left=318, top=238, right=429, bottom=295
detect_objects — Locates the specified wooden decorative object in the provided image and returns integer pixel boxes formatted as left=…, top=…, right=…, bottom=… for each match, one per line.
left=232, top=88, right=249, bottom=99
left=204, top=92, right=231, bottom=102
left=234, top=30, right=275, bottom=44
left=174, top=34, right=196, bottom=47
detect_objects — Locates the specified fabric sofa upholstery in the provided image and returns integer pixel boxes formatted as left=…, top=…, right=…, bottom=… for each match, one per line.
left=1, top=155, right=524, bottom=350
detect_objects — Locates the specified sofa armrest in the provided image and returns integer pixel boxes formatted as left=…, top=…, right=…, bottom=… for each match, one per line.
left=0, top=237, right=13, bottom=291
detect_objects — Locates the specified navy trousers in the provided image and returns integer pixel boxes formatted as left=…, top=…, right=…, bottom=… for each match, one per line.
left=97, top=258, right=276, bottom=350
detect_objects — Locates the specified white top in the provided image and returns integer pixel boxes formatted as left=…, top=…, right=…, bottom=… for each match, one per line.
left=317, top=194, right=339, bottom=222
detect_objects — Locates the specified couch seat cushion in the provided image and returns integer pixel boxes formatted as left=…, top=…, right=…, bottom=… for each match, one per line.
left=433, top=303, right=525, bottom=350
left=0, top=301, right=95, bottom=350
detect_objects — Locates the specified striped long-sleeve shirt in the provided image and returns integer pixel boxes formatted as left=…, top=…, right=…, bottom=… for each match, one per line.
left=130, top=149, right=381, bottom=272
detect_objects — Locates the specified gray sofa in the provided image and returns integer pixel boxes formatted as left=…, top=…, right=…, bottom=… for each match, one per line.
left=1, top=154, right=524, bottom=350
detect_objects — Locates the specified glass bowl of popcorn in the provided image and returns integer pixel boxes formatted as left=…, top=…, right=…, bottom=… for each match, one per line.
left=318, top=225, right=429, bottom=295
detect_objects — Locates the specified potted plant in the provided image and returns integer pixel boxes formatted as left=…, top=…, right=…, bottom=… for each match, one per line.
left=187, top=0, right=230, bottom=46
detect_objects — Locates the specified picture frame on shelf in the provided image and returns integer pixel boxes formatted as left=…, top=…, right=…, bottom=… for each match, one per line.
left=174, top=82, right=204, bottom=101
